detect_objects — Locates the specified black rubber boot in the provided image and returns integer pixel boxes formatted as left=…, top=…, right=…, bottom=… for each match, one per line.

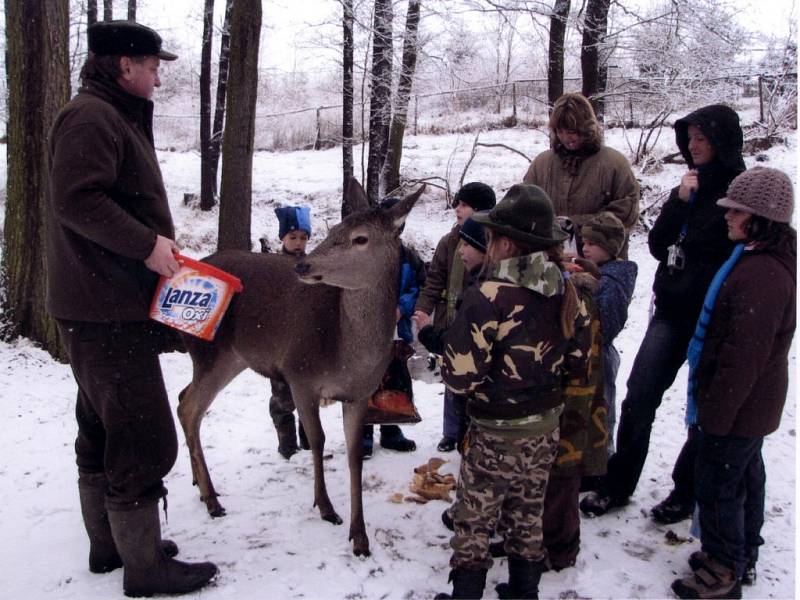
left=298, top=421, right=310, bottom=450
left=651, top=490, right=693, bottom=524
left=79, top=473, right=178, bottom=574
left=275, top=414, right=299, bottom=459
left=507, top=556, right=544, bottom=599
left=108, top=503, right=217, bottom=597
left=379, top=425, right=416, bottom=452
left=435, top=567, right=487, bottom=599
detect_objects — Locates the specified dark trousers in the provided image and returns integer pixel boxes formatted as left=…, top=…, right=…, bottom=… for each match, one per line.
left=696, top=431, right=765, bottom=578
left=268, top=377, right=296, bottom=428
left=669, top=424, right=702, bottom=504
left=542, top=474, right=581, bottom=569
left=604, top=316, right=694, bottom=499
left=443, top=388, right=469, bottom=443
left=58, top=320, right=178, bottom=511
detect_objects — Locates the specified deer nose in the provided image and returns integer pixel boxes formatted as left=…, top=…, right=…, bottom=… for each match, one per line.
left=295, top=262, right=311, bottom=276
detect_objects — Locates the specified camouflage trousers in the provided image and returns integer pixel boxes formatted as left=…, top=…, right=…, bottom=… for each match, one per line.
left=450, top=424, right=560, bottom=570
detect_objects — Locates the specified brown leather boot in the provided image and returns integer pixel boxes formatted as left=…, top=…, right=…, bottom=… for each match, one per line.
left=672, top=554, right=742, bottom=599
left=78, top=472, right=177, bottom=574
left=108, top=503, right=217, bottom=597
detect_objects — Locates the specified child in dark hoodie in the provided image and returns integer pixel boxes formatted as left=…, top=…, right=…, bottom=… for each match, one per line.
left=579, top=212, right=638, bottom=455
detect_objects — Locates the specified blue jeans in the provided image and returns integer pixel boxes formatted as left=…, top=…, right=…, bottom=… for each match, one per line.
left=604, top=315, right=695, bottom=499
left=603, top=344, right=620, bottom=456
left=696, top=431, right=765, bottom=578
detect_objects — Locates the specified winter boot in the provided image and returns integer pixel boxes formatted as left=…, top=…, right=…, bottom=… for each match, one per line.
left=741, top=560, right=757, bottom=586
left=434, top=567, right=487, bottom=599
left=298, top=421, right=310, bottom=450
left=78, top=473, right=177, bottom=574
left=108, top=503, right=217, bottom=597
left=362, top=426, right=374, bottom=459
left=275, top=414, right=299, bottom=460
left=579, top=489, right=628, bottom=517
left=379, top=425, right=416, bottom=452
left=437, top=436, right=457, bottom=452
left=495, top=556, right=544, bottom=599
left=672, top=554, right=742, bottom=599
left=651, top=490, right=694, bottom=524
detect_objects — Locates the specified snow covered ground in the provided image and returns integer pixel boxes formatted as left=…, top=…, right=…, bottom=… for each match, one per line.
left=0, top=119, right=795, bottom=599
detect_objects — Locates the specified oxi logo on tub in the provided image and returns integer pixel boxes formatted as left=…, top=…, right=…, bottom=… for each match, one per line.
left=150, top=254, right=243, bottom=341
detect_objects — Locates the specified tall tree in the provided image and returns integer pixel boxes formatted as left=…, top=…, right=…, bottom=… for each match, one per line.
left=217, top=0, right=261, bottom=251
left=580, top=0, right=610, bottom=119
left=341, top=0, right=355, bottom=216
left=87, top=0, right=97, bottom=26
left=2, top=0, right=70, bottom=358
left=127, top=0, right=136, bottom=21
left=103, top=0, right=112, bottom=21
left=366, top=0, right=393, bottom=203
left=548, top=0, right=570, bottom=109
left=210, top=0, right=234, bottom=193
left=200, top=0, right=216, bottom=211
left=381, top=0, right=421, bottom=195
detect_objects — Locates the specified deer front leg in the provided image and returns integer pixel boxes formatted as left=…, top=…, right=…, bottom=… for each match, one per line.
left=342, top=398, right=370, bottom=557
left=294, top=394, right=341, bottom=525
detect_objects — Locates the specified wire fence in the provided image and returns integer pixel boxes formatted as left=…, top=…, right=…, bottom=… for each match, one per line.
left=153, top=72, right=797, bottom=153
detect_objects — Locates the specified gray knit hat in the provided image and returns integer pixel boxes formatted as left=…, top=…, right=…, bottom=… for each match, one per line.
left=580, top=212, right=626, bottom=258
left=717, top=167, right=794, bottom=223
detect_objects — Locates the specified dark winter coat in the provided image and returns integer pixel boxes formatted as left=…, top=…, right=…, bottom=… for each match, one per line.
left=648, top=104, right=745, bottom=325
left=595, top=259, right=638, bottom=347
left=695, top=233, right=796, bottom=437
left=396, top=245, right=426, bottom=343
left=47, top=76, right=174, bottom=322
left=522, top=146, right=640, bottom=257
left=553, top=272, right=607, bottom=478
left=441, top=252, right=590, bottom=424
left=414, top=226, right=465, bottom=331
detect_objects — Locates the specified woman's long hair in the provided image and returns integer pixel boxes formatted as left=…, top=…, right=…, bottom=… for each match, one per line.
left=549, top=93, right=603, bottom=152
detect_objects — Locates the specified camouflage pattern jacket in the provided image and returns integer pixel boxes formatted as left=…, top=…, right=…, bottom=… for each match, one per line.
left=553, top=272, right=608, bottom=477
left=441, top=252, right=590, bottom=424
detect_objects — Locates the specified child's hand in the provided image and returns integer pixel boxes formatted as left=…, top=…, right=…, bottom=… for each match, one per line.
left=572, top=257, right=601, bottom=279
left=412, top=310, right=430, bottom=328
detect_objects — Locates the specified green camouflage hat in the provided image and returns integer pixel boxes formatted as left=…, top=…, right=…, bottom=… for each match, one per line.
left=471, top=184, right=568, bottom=248
left=580, top=211, right=625, bottom=258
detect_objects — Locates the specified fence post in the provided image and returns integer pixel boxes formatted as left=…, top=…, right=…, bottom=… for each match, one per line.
left=314, top=107, right=322, bottom=150
left=413, top=95, right=418, bottom=136
left=512, top=82, right=517, bottom=120
left=758, top=75, right=764, bottom=123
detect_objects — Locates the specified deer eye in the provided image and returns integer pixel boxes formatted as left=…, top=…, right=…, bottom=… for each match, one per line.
left=352, top=236, right=368, bottom=246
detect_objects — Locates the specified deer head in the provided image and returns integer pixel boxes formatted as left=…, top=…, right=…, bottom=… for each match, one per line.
left=296, top=181, right=425, bottom=290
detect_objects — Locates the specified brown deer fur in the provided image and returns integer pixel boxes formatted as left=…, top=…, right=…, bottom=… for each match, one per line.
left=177, top=180, right=424, bottom=556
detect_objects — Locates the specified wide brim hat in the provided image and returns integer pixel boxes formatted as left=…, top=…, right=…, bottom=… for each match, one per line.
left=88, top=20, right=178, bottom=61
left=471, top=184, right=568, bottom=248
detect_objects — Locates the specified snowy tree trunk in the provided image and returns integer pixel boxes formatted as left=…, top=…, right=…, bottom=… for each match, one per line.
left=581, top=0, right=610, bottom=119
left=366, top=0, right=393, bottom=204
left=210, top=0, right=233, bottom=191
left=103, top=0, right=112, bottom=21
left=200, top=0, right=215, bottom=211
left=2, top=0, right=70, bottom=359
left=87, top=0, right=97, bottom=26
left=127, top=0, right=136, bottom=21
left=381, top=0, right=421, bottom=196
left=548, top=0, right=570, bottom=110
left=218, top=0, right=261, bottom=251
left=341, top=0, right=355, bottom=217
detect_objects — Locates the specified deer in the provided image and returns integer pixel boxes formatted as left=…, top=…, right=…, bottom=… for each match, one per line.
left=176, top=180, right=424, bottom=557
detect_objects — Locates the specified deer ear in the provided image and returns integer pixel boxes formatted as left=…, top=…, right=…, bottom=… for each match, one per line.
left=388, top=185, right=425, bottom=230
left=343, top=177, right=370, bottom=214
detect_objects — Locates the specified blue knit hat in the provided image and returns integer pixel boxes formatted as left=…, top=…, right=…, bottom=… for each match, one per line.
left=275, top=206, right=311, bottom=239
left=459, top=216, right=487, bottom=253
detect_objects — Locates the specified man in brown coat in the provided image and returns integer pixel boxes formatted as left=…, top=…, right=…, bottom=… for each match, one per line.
left=523, top=93, right=639, bottom=257
left=47, top=21, right=217, bottom=597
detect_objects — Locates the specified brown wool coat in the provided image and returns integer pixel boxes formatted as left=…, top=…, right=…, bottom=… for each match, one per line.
left=695, top=238, right=796, bottom=437
left=523, top=146, right=639, bottom=257
left=414, top=225, right=465, bottom=332
left=46, top=77, right=175, bottom=322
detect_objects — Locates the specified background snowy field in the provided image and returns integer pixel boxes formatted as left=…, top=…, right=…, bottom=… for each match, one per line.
left=0, top=118, right=795, bottom=599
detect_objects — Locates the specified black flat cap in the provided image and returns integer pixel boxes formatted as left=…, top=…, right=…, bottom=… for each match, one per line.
left=88, top=20, right=177, bottom=61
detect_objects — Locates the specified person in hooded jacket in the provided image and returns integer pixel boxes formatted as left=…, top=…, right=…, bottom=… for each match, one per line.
left=580, top=104, right=745, bottom=520
left=671, top=167, right=795, bottom=599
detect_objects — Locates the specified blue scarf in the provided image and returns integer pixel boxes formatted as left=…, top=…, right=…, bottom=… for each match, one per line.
left=685, top=243, right=745, bottom=426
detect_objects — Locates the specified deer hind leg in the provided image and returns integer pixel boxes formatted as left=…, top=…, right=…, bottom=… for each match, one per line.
left=342, top=398, right=370, bottom=557
left=177, top=354, right=246, bottom=518
left=292, top=391, right=342, bottom=526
